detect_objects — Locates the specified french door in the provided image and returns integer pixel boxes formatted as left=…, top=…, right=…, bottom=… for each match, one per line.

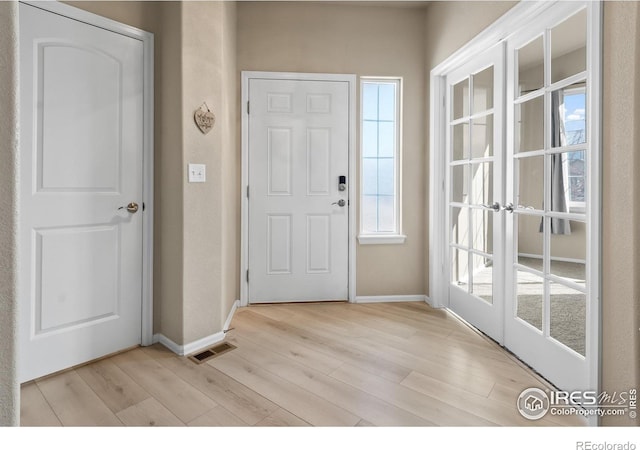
left=446, top=45, right=505, bottom=343
left=441, top=2, right=599, bottom=394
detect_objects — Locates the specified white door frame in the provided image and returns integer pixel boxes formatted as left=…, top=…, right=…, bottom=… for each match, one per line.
left=429, top=0, right=601, bottom=424
left=240, top=71, right=357, bottom=306
left=20, top=1, right=155, bottom=346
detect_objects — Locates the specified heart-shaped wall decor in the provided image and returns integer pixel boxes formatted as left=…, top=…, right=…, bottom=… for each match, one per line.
left=194, top=107, right=215, bottom=134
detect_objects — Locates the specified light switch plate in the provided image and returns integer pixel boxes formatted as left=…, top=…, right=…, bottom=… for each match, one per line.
left=188, top=163, right=206, bottom=183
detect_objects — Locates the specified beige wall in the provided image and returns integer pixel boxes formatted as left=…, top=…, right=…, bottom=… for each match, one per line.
left=237, top=2, right=427, bottom=296
left=602, top=0, right=640, bottom=427
left=0, top=0, right=19, bottom=427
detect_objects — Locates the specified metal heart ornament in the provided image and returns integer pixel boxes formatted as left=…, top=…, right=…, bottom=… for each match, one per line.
left=194, top=105, right=215, bottom=134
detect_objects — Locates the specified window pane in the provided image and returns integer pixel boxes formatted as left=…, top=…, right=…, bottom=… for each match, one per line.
left=550, top=281, right=586, bottom=356
left=517, top=155, right=544, bottom=210
left=378, top=121, right=395, bottom=158
left=551, top=9, right=586, bottom=84
left=471, top=115, right=493, bottom=159
left=473, top=66, right=493, bottom=113
left=451, top=164, right=468, bottom=204
left=452, top=78, right=469, bottom=120
left=472, top=254, right=493, bottom=304
left=362, top=158, right=378, bottom=196
left=470, top=162, right=493, bottom=206
left=517, top=36, right=544, bottom=96
left=562, top=90, right=586, bottom=146
left=517, top=213, right=544, bottom=271
left=362, top=83, right=378, bottom=121
left=451, top=248, right=469, bottom=288
left=551, top=151, right=586, bottom=212
left=378, top=196, right=395, bottom=232
left=362, top=121, right=378, bottom=158
left=378, top=83, right=396, bottom=121
left=377, top=158, right=394, bottom=196
left=516, top=95, right=544, bottom=153
left=451, top=206, right=469, bottom=248
left=472, top=207, right=492, bottom=254
left=452, top=123, right=469, bottom=161
left=516, top=270, right=543, bottom=332
left=361, top=195, right=378, bottom=233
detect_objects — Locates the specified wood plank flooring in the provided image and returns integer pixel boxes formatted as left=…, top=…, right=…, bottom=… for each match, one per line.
left=20, top=302, right=586, bottom=427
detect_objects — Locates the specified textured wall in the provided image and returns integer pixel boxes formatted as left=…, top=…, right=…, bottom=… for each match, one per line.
left=237, top=1, right=428, bottom=296
left=0, top=0, right=19, bottom=427
left=601, top=0, right=640, bottom=427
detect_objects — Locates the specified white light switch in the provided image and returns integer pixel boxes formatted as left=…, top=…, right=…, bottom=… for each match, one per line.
left=188, top=163, right=206, bottom=183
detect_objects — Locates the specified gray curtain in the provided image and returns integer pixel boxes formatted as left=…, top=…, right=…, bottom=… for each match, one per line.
left=541, top=91, right=571, bottom=235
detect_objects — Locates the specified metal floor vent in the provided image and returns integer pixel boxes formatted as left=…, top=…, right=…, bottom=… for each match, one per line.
left=188, top=342, right=236, bottom=364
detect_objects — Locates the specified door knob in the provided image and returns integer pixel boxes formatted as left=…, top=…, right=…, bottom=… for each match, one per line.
left=118, top=202, right=139, bottom=213
left=332, top=199, right=346, bottom=207
left=481, top=202, right=501, bottom=212
left=502, top=203, right=515, bottom=213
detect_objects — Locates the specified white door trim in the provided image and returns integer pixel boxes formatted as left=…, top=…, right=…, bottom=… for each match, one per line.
left=20, top=0, right=155, bottom=346
left=429, top=0, right=601, bottom=424
left=241, top=71, right=356, bottom=306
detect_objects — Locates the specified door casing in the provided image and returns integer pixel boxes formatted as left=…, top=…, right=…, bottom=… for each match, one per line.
left=240, top=71, right=357, bottom=306
left=19, top=0, right=154, bottom=347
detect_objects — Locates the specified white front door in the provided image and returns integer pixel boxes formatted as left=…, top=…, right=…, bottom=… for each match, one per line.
left=19, top=3, right=145, bottom=382
left=247, top=76, right=350, bottom=303
left=446, top=45, right=505, bottom=342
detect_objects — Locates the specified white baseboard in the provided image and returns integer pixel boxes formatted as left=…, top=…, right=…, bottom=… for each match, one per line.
left=153, top=299, right=241, bottom=356
left=354, top=294, right=428, bottom=304
left=224, top=299, right=240, bottom=332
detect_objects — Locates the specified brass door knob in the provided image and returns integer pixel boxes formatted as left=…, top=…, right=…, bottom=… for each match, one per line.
left=125, top=202, right=139, bottom=213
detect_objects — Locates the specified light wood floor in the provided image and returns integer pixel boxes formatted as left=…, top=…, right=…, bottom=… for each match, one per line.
left=20, top=302, right=586, bottom=426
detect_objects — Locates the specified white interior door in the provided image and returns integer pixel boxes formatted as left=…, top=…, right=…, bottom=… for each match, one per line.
left=247, top=76, right=350, bottom=303
left=446, top=45, right=505, bottom=342
left=19, top=3, right=144, bottom=382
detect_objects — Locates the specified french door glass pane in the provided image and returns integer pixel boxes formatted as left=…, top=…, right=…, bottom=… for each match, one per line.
left=452, top=123, right=469, bottom=161
left=549, top=150, right=586, bottom=212
left=550, top=281, right=586, bottom=356
left=451, top=164, right=469, bottom=204
left=452, top=78, right=469, bottom=120
left=517, top=155, right=544, bottom=210
left=551, top=9, right=587, bottom=84
left=516, top=213, right=544, bottom=271
left=471, top=162, right=493, bottom=205
left=471, top=115, right=493, bottom=158
left=517, top=36, right=544, bottom=96
left=515, top=96, right=544, bottom=153
left=472, top=208, right=492, bottom=253
left=472, top=254, right=493, bottom=304
left=451, top=206, right=469, bottom=248
left=473, top=66, right=494, bottom=113
left=451, top=248, right=469, bottom=288
left=550, top=221, right=586, bottom=287
left=516, top=270, right=543, bottom=332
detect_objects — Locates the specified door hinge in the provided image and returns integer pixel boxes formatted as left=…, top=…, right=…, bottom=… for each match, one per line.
left=246, top=270, right=249, bottom=283
left=247, top=101, right=250, bottom=115
left=246, top=185, right=249, bottom=198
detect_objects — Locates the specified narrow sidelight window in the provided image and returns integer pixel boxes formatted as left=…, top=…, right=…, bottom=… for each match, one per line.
left=359, top=77, right=405, bottom=244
